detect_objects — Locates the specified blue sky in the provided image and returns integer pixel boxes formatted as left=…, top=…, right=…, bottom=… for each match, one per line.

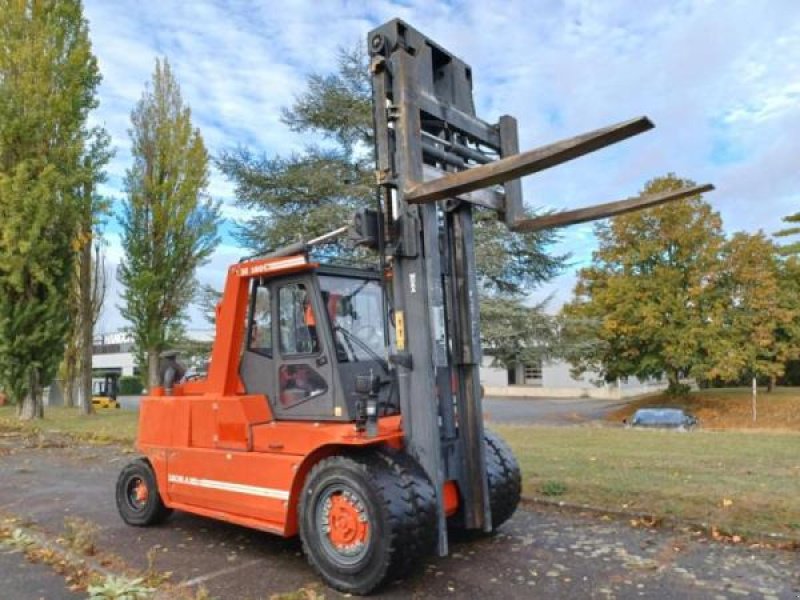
left=83, top=0, right=800, bottom=333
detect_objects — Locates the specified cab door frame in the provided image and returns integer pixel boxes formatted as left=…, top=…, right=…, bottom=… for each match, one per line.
left=239, top=271, right=346, bottom=421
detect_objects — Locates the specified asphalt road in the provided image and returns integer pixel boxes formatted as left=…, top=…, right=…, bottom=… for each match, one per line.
left=118, top=395, right=142, bottom=411
left=0, top=546, right=84, bottom=600
left=1, top=436, right=797, bottom=599
left=484, top=396, right=631, bottom=425
left=120, top=394, right=632, bottom=425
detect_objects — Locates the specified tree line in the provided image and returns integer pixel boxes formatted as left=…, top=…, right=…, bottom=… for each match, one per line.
left=562, top=175, right=800, bottom=395
left=0, top=1, right=217, bottom=420
left=1, top=2, right=797, bottom=421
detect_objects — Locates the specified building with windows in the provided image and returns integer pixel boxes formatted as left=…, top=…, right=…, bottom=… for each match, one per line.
left=480, top=356, right=667, bottom=399
left=92, top=329, right=664, bottom=399
left=92, top=330, right=215, bottom=378
left=92, top=332, right=138, bottom=377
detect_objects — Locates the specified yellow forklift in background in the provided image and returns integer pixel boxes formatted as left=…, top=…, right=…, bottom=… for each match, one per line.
left=92, top=372, right=120, bottom=409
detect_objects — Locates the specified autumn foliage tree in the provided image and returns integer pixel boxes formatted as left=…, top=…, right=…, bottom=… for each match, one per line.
left=119, top=58, right=220, bottom=386
left=708, top=232, right=800, bottom=389
left=563, top=175, right=726, bottom=394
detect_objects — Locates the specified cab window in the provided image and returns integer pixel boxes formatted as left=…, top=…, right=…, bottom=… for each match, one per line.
left=278, top=364, right=328, bottom=407
left=279, top=283, right=319, bottom=355
left=248, top=283, right=273, bottom=357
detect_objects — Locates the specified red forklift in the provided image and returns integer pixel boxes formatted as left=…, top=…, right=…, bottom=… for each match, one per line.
left=115, top=19, right=712, bottom=594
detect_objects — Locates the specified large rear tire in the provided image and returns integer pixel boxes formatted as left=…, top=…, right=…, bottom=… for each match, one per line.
left=449, top=430, right=522, bottom=532
left=299, top=449, right=437, bottom=595
left=484, top=429, right=522, bottom=530
left=116, top=458, right=172, bottom=526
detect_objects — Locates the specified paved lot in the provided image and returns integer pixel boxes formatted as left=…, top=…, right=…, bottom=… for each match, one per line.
left=0, top=546, right=84, bottom=600
left=121, top=394, right=632, bottom=425
left=484, top=396, right=631, bottom=425
left=1, top=437, right=797, bottom=599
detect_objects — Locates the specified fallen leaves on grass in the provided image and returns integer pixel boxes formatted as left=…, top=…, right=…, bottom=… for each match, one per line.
left=607, top=388, right=800, bottom=431
left=62, top=516, right=99, bottom=556
left=628, top=516, right=662, bottom=529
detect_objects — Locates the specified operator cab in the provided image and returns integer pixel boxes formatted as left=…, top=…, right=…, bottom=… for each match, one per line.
left=239, top=263, right=396, bottom=422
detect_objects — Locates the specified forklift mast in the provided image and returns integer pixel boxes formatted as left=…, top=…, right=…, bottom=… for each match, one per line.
left=369, top=21, right=495, bottom=550
left=367, top=19, right=712, bottom=553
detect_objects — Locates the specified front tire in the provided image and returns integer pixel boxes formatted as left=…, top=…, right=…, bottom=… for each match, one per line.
left=299, top=450, right=436, bottom=595
left=116, top=458, right=172, bottom=526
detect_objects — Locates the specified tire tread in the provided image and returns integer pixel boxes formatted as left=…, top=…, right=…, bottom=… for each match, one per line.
left=299, top=449, right=437, bottom=595
left=484, top=430, right=522, bottom=530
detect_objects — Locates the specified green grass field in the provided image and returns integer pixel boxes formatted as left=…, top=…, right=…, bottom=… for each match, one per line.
left=0, top=405, right=138, bottom=443
left=496, top=424, right=800, bottom=541
left=2, top=402, right=798, bottom=541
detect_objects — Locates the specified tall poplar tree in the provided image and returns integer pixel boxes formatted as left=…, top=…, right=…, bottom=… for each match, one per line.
left=0, top=0, right=102, bottom=419
left=59, top=130, right=111, bottom=414
left=119, top=58, right=220, bottom=386
left=61, top=238, right=108, bottom=412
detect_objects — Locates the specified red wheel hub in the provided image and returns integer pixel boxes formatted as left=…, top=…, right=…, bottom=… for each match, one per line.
left=133, top=479, right=149, bottom=505
left=326, top=493, right=369, bottom=550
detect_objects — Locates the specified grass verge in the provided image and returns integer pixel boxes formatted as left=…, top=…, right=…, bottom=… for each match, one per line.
left=495, top=424, right=800, bottom=542
left=0, top=405, right=137, bottom=444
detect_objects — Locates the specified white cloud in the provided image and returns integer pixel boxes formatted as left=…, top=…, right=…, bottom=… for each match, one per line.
left=84, top=0, right=800, bottom=330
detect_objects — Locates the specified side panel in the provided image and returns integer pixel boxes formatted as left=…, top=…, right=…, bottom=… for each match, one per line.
left=141, top=400, right=404, bottom=537
left=189, top=399, right=217, bottom=449
left=215, top=395, right=272, bottom=451
left=249, top=416, right=402, bottom=455
left=166, top=448, right=298, bottom=528
left=138, top=396, right=187, bottom=505
left=138, top=397, right=175, bottom=447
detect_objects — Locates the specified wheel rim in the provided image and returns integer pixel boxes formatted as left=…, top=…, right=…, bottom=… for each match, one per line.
left=125, top=476, right=149, bottom=512
left=316, top=484, right=371, bottom=565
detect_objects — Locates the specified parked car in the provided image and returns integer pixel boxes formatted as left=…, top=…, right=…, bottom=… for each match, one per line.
left=625, top=408, right=698, bottom=430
